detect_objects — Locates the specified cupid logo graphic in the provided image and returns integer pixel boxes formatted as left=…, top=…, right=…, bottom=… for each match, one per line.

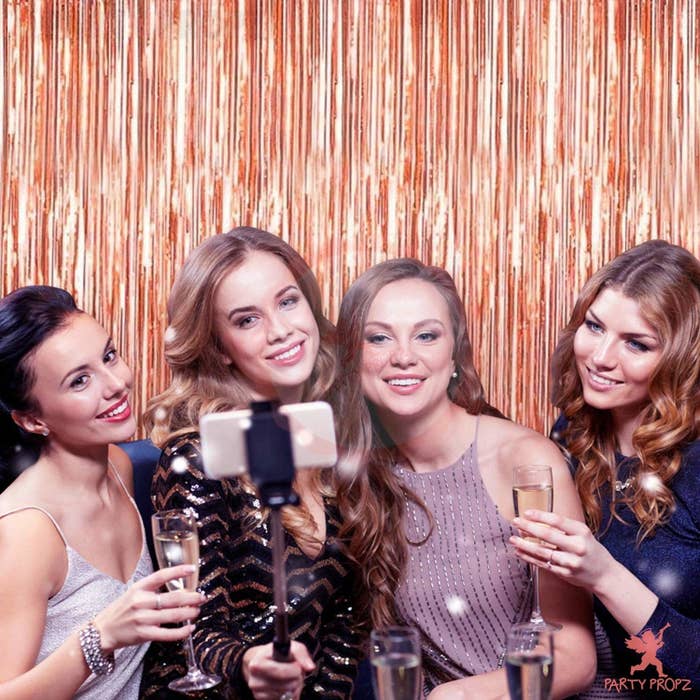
left=604, top=623, right=694, bottom=693
left=625, top=622, right=671, bottom=677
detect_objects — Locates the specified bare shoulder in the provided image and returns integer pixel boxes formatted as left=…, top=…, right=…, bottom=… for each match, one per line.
left=479, top=415, right=567, bottom=472
left=109, top=443, right=134, bottom=493
left=0, top=507, right=66, bottom=597
left=0, top=465, right=51, bottom=513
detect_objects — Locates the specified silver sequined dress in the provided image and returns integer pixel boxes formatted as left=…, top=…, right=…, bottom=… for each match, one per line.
left=0, top=472, right=153, bottom=699
left=394, top=424, right=532, bottom=691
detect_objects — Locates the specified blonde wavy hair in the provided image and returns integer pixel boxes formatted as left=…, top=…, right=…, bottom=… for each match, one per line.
left=145, top=227, right=337, bottom=548
left=330, top=259, right=504, bottom=628
left=551, top=240, right=700, bottom=541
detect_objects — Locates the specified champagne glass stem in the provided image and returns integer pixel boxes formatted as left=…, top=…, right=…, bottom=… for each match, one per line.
left=182, top=623, right=198, bottom=675
left=531, top=568, right=544, bottom=625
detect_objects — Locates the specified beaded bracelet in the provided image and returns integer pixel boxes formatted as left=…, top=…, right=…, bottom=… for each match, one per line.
left=79, top=621, right=115, bottom=676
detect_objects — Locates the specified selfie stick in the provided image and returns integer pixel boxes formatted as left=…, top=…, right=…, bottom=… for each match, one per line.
left=244, top=401, right=298, bottom=662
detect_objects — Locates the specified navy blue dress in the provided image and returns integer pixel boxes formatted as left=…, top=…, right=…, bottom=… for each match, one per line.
left=552, top=416, right=700, bottom=695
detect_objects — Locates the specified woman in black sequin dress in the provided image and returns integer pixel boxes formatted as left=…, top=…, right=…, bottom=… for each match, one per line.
left=139, top=228, right=364, bottom=700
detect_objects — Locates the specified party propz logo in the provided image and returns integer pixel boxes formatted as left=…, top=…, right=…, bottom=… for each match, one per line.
left=603, top=623, right=694, bottom=693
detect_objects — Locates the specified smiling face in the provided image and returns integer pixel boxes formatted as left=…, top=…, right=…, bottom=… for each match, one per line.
left=360, top=278, right=456, bottom=426
left=213, top=250, right=320, bottom=403
left=573, top=286, right=663, bottom=430
left=19, top=313, right=136, bottom=448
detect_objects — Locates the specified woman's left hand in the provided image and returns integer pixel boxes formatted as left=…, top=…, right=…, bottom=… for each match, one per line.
left=510, top=509, right=617, bottom=594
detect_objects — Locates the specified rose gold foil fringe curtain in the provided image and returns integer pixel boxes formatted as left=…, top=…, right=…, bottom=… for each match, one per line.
left=1, top=0, right=698, bottom=432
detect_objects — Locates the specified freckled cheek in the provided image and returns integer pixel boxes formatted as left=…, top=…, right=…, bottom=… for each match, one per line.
left=360, top=349, right=388, bottom=389
left=217, top=329, right=259, bottom=364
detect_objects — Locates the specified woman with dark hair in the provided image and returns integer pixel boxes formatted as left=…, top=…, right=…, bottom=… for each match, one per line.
left=512, top=240, right=700, bottom=692
left=140, top=227, right=363, bottom=699
left=332, top=259, right=595, bottom=699
left=0, top=286, right=203, bottom=700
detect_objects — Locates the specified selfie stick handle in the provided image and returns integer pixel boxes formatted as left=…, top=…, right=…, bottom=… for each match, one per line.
left=244, top=401, right=297, bottom=663
left=270, top=509, right=291, bottom=661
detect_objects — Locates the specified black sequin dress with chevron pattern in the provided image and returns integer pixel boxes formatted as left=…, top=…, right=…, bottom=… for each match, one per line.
left=139, top=433, right=364, bottom=699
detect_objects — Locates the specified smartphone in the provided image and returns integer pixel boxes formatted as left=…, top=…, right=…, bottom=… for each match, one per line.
left=199, top=401, right=337, bottom=479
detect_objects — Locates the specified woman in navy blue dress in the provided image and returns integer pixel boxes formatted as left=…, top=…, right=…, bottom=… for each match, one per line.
left=511, top=240, right=700, bottom=695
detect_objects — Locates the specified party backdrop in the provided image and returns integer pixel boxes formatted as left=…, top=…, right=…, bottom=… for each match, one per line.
left=1, top=0, right=698, bottom=433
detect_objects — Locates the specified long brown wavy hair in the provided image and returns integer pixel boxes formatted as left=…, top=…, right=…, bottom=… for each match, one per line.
left=551, top=240, right=700, bottom=541
left=145, top=227, right=337, bottom=547
left=331, top=258, right=503, bottom=628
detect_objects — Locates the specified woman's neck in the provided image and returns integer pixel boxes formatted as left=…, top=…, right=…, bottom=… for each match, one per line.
left=39, top=441, right=112, bottom=493
left=380, top=401, right=476, bottom=473
left=611, top=405, right=648, bottom=457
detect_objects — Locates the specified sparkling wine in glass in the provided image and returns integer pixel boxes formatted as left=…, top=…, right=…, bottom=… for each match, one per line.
left=152, top=508, right=221, bottom=693
left=512, top=465, right=555, bottom=629
left=505, top=622, right=554, bottom=700
left=370, top=626, right=422, bottom=700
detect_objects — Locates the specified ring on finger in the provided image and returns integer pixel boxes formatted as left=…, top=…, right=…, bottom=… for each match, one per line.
left=546, top=549, right=555, bottom=568
left=155, top=593, right=162, bottom=610
left=280, top=692, right=294, bottom=700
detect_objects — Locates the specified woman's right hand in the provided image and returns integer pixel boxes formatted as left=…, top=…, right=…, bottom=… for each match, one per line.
left=93, top=564, right=205, bottom=652
left=242, top=641, right=316, bottom=700
left=510, top=509, right=619, bottom=593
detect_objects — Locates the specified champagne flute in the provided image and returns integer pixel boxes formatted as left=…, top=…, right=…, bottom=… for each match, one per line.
left=505, top=622, right=554, bottom=700
left=370, top=626, right=422, bottom=700
left=512, top=465, right=555, bottom=629
left=151, top=508, right=221, bottom=693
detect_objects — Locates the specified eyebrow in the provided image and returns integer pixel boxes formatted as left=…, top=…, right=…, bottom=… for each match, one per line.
left=586, top=309, right=658, bottom=341
left=61, top=338, right=113, bottom=385
left=226, top=285, right=299, bottom=322
left=365, top=319, right=447, bottom=331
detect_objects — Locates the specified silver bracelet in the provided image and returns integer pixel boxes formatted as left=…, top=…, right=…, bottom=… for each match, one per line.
left=79, top=621, right=115, bottom=676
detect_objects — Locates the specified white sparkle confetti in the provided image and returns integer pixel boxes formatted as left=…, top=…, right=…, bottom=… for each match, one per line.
left=295, top=428, right=313, bottom=447
left=171, top=456, right=188, bottom=474
left=640, top=472, right=664, bottom=495
left=445, top=595, right=468, bottom=616
left=164, top=326, right=177, bottom=344
left=336, top=453, right=362, bottom=479
left=652, top=569, right=680, bottom=596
